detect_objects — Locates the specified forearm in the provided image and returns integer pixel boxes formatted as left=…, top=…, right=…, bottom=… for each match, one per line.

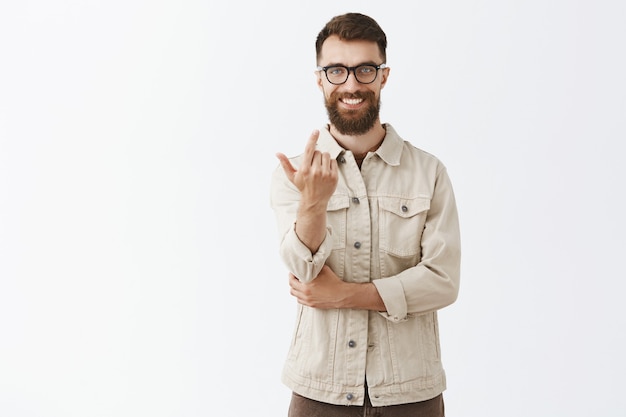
left=294, top=199, right=328, bottom=254
left=272, top=166, right=333, bottom=283
left=344, top=282, right=386, bottom=311
left=290, top=266, right=387, bottom=311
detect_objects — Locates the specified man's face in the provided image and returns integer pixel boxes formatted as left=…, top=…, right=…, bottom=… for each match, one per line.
left=317, top=35, right=389, bottom=135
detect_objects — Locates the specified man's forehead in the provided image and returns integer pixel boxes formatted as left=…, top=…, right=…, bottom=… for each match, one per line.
left=319, top=36, right=383, bottom=65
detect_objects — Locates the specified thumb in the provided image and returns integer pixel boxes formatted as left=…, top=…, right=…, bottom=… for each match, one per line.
left=276, top=152, right=296, bottom=183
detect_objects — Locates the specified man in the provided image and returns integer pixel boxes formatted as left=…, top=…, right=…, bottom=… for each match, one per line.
left=270, top=12, right=461, bottom=417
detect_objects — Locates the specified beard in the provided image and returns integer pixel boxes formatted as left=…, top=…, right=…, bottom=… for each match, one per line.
left=324, top=90, right=380, bottom=135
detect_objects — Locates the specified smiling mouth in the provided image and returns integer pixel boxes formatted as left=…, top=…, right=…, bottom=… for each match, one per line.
left=341, top=97, right=363, bottom=105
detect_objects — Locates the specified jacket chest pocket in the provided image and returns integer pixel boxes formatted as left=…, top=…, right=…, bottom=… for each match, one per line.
left=378, top=196, right=430, bottom=257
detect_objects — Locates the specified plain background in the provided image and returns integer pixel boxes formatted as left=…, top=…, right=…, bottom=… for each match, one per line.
left=1, top=1, right=625, bottom=416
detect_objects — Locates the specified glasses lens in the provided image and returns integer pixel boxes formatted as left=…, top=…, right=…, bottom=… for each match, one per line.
left=354, top=65, right=378, bottom=83
left=326, top=66, right=348, bottom=84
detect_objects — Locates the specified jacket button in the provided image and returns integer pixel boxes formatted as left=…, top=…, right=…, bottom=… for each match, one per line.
left=354, top=242, right=361, bottom=249
left=339, top=156, right=346, bottom=164
left=352, top=197, right=360, bottom=204
left=348, top=340, right=356, bottom=348
left=346, top=393, right=354, bottom=401
left=401, top=205, right=408, bottom=212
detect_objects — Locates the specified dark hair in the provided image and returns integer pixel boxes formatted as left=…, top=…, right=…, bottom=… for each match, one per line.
left=315, top=13, right=387, bottom=64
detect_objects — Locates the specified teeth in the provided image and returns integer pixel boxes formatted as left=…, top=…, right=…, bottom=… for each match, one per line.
left=343, top=98, right=363, bottom=105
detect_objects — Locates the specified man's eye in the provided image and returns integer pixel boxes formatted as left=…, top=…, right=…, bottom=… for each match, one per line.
left=328, top=67, right=347, bottom=76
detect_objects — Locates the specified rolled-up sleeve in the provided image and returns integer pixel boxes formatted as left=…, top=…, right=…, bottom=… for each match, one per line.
left=373, top=278, right=408, bottom=322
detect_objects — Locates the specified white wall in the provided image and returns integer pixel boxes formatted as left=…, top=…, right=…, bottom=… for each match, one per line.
left=1, top=1, right=624, bottom=416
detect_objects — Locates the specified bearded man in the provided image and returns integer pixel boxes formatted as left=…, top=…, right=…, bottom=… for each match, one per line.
left=271, top=12, right=461, bottom=417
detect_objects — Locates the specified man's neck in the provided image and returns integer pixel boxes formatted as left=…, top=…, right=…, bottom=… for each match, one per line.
left=329, top=122, right=387, bottom=158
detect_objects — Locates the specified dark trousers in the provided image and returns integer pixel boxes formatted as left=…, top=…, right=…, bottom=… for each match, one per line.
left=288, top=390, right=445, bottom=417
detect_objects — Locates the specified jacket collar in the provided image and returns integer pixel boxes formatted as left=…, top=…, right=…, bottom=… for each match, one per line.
left=316, top=123, right=404, bottom=166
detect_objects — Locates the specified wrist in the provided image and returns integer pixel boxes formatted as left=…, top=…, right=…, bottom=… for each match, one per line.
left=349, top=282, right=386, bottom=311
left=298, top=197, right=329, bottom=215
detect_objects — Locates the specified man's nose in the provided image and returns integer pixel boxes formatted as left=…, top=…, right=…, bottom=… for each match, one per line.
left=342, top=70, right=361, bottom=90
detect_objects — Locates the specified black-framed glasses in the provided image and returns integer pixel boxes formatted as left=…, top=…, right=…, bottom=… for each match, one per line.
left=317, top=63, right=387, bottom=85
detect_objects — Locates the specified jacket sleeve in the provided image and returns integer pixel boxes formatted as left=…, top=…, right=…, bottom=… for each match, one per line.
left=373, top=165, right=461, bottom=322
left=269, top=163, right=333, bottom=283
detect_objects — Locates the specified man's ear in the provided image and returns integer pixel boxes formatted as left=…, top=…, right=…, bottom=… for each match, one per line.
left=380, top=67, right=390, bottom=89
left=315, top=70, right=324, bottom=91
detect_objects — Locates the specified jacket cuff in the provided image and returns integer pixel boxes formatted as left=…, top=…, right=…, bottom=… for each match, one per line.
left=373, top=278, right=408, bottom=322
left=280, top=224, right=334, bottom=283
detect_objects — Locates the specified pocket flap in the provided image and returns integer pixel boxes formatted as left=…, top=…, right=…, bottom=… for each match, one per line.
left=379, top=196, right=430, bottom=218
left=327, top=194, right=350, bottom=212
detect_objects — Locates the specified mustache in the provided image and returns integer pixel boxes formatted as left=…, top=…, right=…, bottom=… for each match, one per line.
left=330, top=91, right=376, bottom=102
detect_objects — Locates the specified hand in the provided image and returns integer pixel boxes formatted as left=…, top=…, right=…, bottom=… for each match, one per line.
left=289, top=265, right=348, bottom=309
left=276, top=130, right=338, bottom=208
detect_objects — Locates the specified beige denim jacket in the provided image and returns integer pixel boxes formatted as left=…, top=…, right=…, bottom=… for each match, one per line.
left=270, top=124, right=461, bottom=407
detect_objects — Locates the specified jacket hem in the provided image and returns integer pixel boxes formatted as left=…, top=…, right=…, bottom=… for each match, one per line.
left=282, top=368, right=447, bottom=407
